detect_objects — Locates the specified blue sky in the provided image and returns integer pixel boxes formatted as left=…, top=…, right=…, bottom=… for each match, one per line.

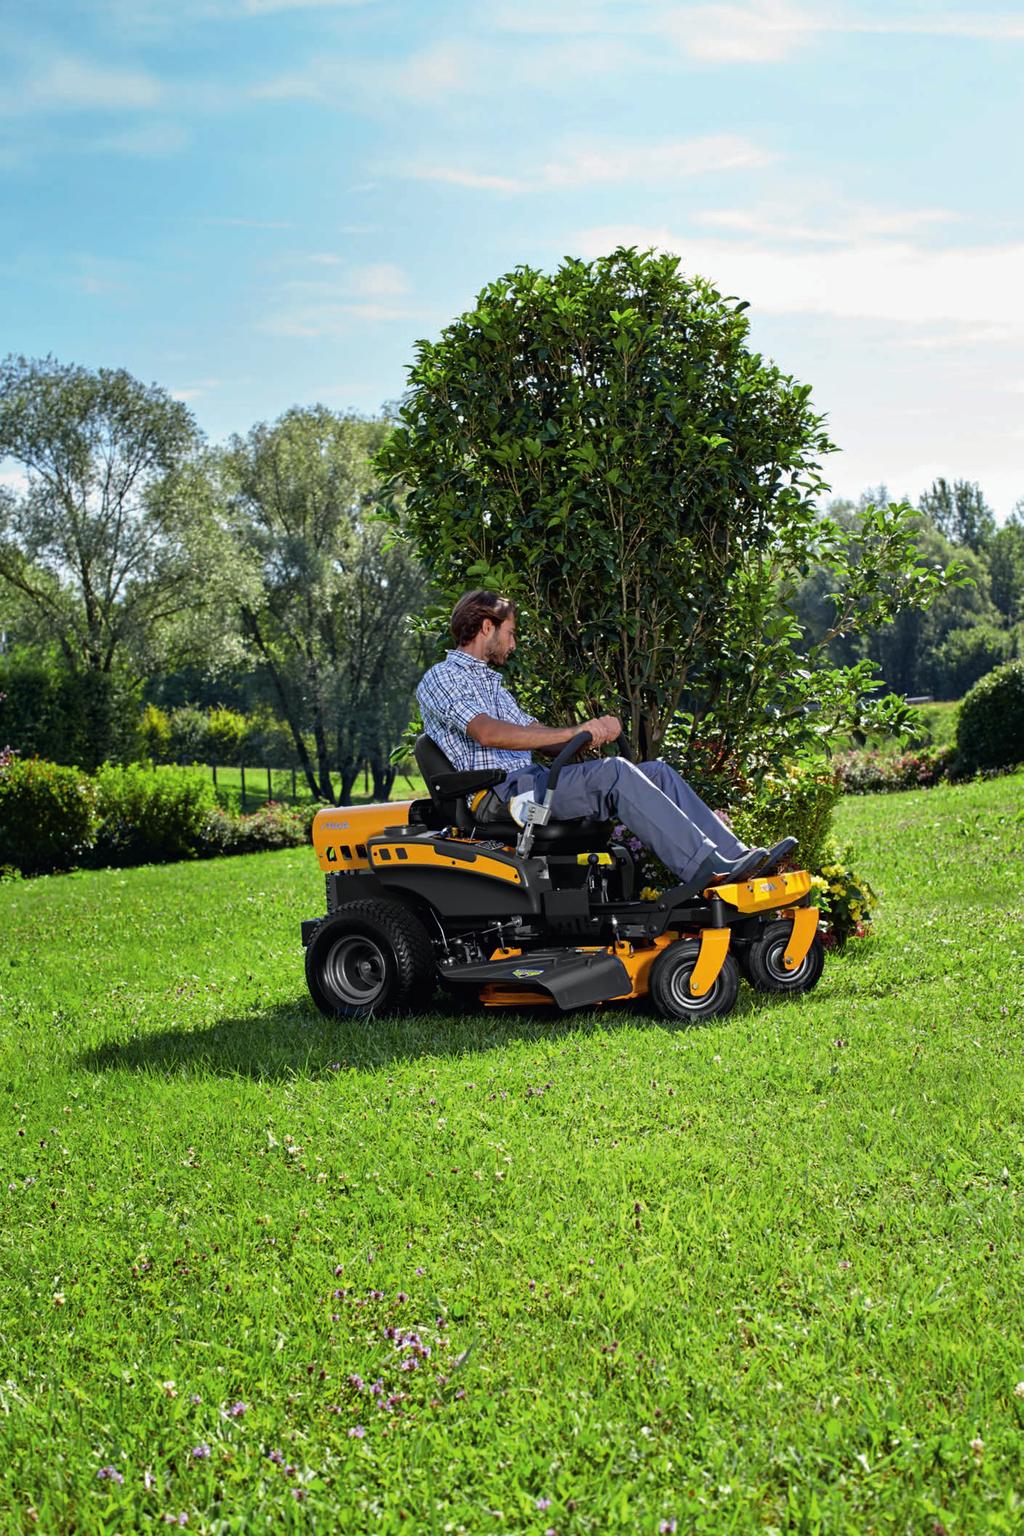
left=2, top=0, right=1023, bottom=515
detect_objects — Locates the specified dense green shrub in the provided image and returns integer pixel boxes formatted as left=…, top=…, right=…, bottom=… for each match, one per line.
left=836, top=744, right=955, bottom=794
left=138, top=703, right=172, bottom=762
left=928, top=623, right=1013, bottom=700
left=0, top=660, right=140, bottom=768
left=199, top=801, right=314, bottom=856
left=153, top=703, right=303, bottom=767
left=729, top=759, right=844, bottom=878
left=956, top=660, right=1024, bottom=772
left=91, top=763, right=216, bottom=866
left=0, top=757, right=99, bottom=875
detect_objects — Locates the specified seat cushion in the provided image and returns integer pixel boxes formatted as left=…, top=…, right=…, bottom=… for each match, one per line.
left=472, top=812, right=613, bottom=852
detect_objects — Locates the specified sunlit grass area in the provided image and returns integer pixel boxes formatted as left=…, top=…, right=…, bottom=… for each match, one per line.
left=1, top=772, right=1022, bottom=1532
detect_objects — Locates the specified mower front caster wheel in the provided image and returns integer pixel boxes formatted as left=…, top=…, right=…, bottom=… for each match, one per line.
left=305, top=899, right=435, bottom=1019
left=742, top=919, right=825, bottom=994
left=648, top=939, right=740, bottom=1023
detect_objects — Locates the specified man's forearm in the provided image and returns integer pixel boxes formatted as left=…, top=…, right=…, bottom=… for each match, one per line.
left=468, top=714, right=581, bottom=752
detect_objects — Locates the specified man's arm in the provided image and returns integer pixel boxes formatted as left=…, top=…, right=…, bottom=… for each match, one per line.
left=468, top=713, right=622, bottom=750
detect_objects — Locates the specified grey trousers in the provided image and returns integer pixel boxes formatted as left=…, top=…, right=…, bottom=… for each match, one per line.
left=492, top=758, right=746, bottom=883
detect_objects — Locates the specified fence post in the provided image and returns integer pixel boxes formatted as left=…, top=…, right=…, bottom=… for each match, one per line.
left=212, top=761, right=218, bottom=795
left=291, top=767, right=297, bottom=804
left=267, top=765, right=272, bottom=804
left=240, top=763, right=247, bottom=813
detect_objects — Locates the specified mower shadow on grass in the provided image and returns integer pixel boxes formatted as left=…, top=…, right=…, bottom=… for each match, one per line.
left=77, top=992, right=755, bottom=1079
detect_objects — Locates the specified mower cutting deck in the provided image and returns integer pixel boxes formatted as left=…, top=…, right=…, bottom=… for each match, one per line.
left=301, top=731, right=824, bottom=1024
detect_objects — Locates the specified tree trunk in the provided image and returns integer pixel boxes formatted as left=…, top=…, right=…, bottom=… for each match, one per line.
left=339, top=763, right=360, bottom=802
left=240, top=609, right=322, bottom=798
left=371, top=756, right=397, bottom=800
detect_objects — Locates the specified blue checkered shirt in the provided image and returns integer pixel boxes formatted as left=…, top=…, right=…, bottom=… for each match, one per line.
left=416, top=649, right=538, bottom=776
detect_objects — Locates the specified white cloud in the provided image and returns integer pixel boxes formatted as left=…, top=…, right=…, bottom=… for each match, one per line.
left=171, top=378, right=222, bottom=402
left=410, top=134, right=774, bottom=194
left=90, top=120, right=189, bottom=156
left=0, top=56, right=164, bottom=116
left=494, top=0, right=1024, bottom=64
left=574, top=222, right=1024, bottom=328
left=261, top=262, right=425, bottom=335
left=693, top=204, right=958, bottom=245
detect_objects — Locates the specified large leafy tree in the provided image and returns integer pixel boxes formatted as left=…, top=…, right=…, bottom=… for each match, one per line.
left=222, top=407, right=428, bottom=801
left=0, top=356, right=228, bottom=678
left=379, top=247, right=954, bottom=772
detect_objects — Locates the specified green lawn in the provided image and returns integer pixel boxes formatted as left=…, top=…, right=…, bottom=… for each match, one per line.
left=1, top=773, right=1023, bottom=1533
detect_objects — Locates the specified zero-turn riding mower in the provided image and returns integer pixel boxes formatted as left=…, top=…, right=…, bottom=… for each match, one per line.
left=301, top=731, right=824, bottom=1023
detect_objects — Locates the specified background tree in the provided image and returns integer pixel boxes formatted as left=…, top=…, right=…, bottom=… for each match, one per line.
left=987, top=504, right=1024, bottom=627
left=379, top=247, right=956, bottom=779
left=222, top=407, right=428, bottom=801
left=919, top=477, right=996, bottom=553
left=0, top=355, right=233, bottom=762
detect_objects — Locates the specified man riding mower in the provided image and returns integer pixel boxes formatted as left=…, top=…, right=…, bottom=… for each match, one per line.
left=300, top=591, right=825, bottom=1023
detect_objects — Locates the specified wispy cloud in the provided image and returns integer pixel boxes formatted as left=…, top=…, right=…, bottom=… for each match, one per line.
left=0, top=54, right=164, bottom=116
left=410, top=134, right=774, bottom=194
left=261, top=262, right=427, bottom=336
left=574, top=222, right=1024, bottom=328
left=495, top=0, right=1024, bottom=64
left=171, top=378, right=222, bottom=402
left=693, top=204, right=958, bottom=245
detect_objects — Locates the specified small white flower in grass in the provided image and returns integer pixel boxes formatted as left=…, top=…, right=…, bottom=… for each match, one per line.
left=970, top=1437, right=984, bottom=1458
left=53, top=1293, right=65, bottom=1307
left=855, top=1452, right=870, bottom=1473
left=162, top=1381, right=178, bottom=1398
left=1014, top=1382, right=1024, bottom=1399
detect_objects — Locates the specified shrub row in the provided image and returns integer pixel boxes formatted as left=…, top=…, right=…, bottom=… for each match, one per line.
left=0, top=760, right=316, bottom=877
left=835, top=744, right=956, bottom=796
left=138, top=703, right=302, bottom=768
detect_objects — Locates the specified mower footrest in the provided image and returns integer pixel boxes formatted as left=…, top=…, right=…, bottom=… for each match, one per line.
left=440, top=948, right=631, bottom=1012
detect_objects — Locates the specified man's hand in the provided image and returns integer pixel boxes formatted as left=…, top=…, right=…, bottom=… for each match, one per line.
left=579, top=714, right=623, bottom=747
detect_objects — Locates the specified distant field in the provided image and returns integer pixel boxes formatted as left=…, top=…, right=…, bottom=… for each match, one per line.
left=1, top=772, right=1022, bottom=1532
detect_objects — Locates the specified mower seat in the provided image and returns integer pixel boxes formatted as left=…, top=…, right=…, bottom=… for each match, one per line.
left=413, top=735, right=613, bottom=854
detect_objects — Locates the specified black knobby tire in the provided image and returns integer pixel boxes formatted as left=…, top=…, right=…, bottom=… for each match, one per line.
left=305, top=899, right=436, bottom=1019
left=648, top=938, right=740, bottom=1023
left=742, top=918, right=825, bottom=995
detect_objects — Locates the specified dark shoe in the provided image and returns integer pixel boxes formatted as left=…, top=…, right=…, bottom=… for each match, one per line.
left=684, top=847, right=764, bottom=897
left=754, top=837, right=798, bottom=877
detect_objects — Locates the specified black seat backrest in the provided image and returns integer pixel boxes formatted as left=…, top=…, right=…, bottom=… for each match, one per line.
left=413, top=733, right=457, bottom=799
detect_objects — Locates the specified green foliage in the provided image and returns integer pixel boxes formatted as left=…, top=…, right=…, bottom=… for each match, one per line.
left=138, top=702, right=172, bottom=762
left=729, top=758, right=844, bottom=879
left=92, top=763, right=217, bottom=866
left=379, top=246, right=836, bottom=758
left=988, top=509, right=1024, bottom=625
left=198, top=801, right=314, bottom=856
left=0, top=755, right=99, bottom=874
left=380, top=249, right=958, bottom=790
left=221, top=408, right=429, bottom=800
left=929, top=622, right=1013, bottom=699
left=809, top=849, right=878, bottom=944
left=919, top=476, right=996, bottom=552
left=956, top=659, right=1024, bottom=772
left=0, top=658, right=141, bottom=769
left=0, top=357, right=236, bottom=730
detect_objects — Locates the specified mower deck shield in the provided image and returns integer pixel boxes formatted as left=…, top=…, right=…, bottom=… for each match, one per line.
left=709, top=868, right=811, bottom=913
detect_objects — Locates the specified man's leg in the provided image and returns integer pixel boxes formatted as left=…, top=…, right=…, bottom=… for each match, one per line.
left=543, top=757, right=738, bottom=885
left=635, top=759, right=747, bottom=861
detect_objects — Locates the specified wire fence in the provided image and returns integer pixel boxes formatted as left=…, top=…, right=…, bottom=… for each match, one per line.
left=200, top=762, right=425, bottom=812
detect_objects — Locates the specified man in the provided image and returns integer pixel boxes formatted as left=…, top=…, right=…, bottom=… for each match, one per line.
left=417, top=590, right=794, bottom=891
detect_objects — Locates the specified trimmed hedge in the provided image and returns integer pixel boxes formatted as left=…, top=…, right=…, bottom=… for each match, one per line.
left=0, top=758, right=99, bottom=876
left=956, top=660, right=1024, bottom=773
left=0, top=759, right=316, bottom=875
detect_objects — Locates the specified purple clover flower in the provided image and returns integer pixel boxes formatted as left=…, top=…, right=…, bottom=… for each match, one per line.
left=96, top=1466, right=124, bottom=1483
left=348, top=1374, right=364, bottom=1391
left=536, top=1497, right=551, bottom=1510
left=191, top=1444, right=211, bottom=1460
left=659, top=1522, right=677, bottom=1534
left=348, top=1425, right=365, bottom=1439
left=227, top=1401, right=247, bottom=1418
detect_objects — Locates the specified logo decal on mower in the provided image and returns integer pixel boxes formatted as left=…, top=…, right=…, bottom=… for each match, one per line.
left=512, top=967, right=544, bottom=978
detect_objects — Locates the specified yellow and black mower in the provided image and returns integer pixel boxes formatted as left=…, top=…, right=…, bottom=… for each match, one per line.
left=301, top=731, right=824, bottom=1023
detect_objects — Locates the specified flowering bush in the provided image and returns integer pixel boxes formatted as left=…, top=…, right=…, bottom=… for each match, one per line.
left=199, top=801, right=314, bottom=856
left=836, top=744, right=955, bottom=795
left=809, top=849, right=878, bottom=946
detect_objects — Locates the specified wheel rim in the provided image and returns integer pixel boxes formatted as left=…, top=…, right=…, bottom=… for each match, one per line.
left=666, top=957, right=725, bottom=1012
left=323, top=934, right=388, bottom=1007
left=762, top=935, right=815, bottom=984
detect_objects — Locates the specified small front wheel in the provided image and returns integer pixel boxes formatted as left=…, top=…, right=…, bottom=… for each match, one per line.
left=648, top=939, right=740, bottom=1023
left=305, top=899, right=435, bottom=1019
left=742, top=918, right=825, bottom=994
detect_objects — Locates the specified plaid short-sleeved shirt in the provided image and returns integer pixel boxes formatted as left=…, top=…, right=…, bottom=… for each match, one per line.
left=416, top=649, right=538, bottom=776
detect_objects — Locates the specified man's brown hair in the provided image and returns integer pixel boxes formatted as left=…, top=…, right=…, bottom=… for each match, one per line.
left=450, top=589, right=517, bottom=647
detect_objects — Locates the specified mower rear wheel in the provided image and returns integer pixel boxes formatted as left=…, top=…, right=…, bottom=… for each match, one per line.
left=305, top=899, right=435, bottom=1019
left=742, top=918, right=825, bottom=994
left=648, top=939, right=740, bottom=1023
